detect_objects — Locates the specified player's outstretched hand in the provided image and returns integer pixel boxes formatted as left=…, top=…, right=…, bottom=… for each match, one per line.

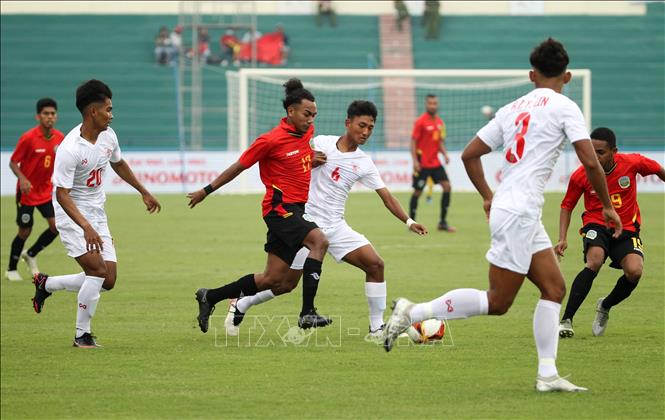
left=82, top=224, right=103, bottom=253
left=313, top=151, right=327, bottom=168
left=603, top=207, right=623, bottom=238
left=554, top=240, right=567, bottom=260
left=187, top=189, right=207, bottom=208
left=410, top=222, right=428, bottom=235
left=142, top=192, right=161, bottom=214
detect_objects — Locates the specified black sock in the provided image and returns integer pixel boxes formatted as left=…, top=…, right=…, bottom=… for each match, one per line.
left=301, top=258, right=322, bottom=315
left=602, top=275, right=638, bottom=310
left=27, top=229, right=58, bottom=257
left=8, top=235, right=26, bottom=271
left=440, top=191, right=450, bottom=224
left=409, top=195, right=419, bottom=220
left=206, top=273, right=257, bottom=306
left=562, top=267, right=598, bottom=321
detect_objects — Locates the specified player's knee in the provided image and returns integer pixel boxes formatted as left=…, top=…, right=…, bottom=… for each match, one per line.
left=487, top=295, right=514, bottom=315
left=542, top=283, right=566, bottom=303
left=442, top=182, right=451, bottom=192
left=585, top=259, right=603, bottom=273
left=624, top=266, right=642, bottom=283
left=366, top=257, right=384, bottom=277
left=17, top=227, right=32, bottom=240
left=87, top=266, right=108, bottom=279
left=103, top=277, right=116, bottom=291
left=412, top=190, right=422, bottom=198
left=48, top=225, right=58, bottom=235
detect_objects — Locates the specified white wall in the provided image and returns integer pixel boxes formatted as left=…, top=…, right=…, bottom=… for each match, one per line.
left=0, top=1, right=646, bottom=16
left=2, top=150, right=663, bottom=196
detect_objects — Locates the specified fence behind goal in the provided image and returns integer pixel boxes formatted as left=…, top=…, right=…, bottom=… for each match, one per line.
left=226, top=69, right=591, bottom=151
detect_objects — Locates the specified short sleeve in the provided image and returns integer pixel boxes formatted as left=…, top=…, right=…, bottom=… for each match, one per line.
left=560, top=168, right=585, bottom=211
left=411, top=119, right=421, bottom=141
left=10, top=134, right=29, bottom=163
left=560, top=101, right=589, bottom=143
left=52, top=148, right=77, bottom=189
left=634, top=154, right=663, bottom=176
left=476, top=118, right=503, bottom=150
left=359, top=160, right=386, bottom=190
left=238, top=136, right=271, bottom=168
left=108, top=129, right=122, bottom=163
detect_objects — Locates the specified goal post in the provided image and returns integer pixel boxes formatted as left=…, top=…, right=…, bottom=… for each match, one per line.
left=227, top=68, right=591, bottom=152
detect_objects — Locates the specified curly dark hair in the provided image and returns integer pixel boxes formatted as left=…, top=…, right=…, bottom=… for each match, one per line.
left=282, top=78, right=315, bottom=110
left=76, top=79, right=112, bottom=114
left=529, top=38, right=570, bottom=78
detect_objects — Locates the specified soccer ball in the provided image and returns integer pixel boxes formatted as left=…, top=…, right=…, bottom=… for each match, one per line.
left=406, top=318, right=445, bottom=344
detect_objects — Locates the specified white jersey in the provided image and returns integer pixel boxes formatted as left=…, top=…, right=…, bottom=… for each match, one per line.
left=52, top=124, right=121, bottom=221
left=477, top=87, right=589, bottom=218
left=306, top=135, right=386, bottom=228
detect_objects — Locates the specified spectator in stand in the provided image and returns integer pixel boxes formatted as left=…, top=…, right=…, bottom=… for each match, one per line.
left=423, top=0, right=441, bottom=40
left=170, top=24, right=183, bottom=63
left=154, top=26, right=174, bottom=65
left=317, top=1, right=337, bottom=27
left=275, top=24, right=290, bottom=65
left=198, top=27, right=211, bottom=62
left=220, top=29, right=241, bottom=66
left=394, top=1, right=410, bottom=32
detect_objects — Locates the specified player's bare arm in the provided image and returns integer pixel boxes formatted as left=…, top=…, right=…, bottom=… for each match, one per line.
left=656, top=166, right=665, bottom=182
left=573, top=140, right=622, bottom=237
left=410, top=137, right=420, bottom=173
left=8, top=160, right=31, bottom=194
left=439, top=138, right=450, bottom=165
left=110, top=159, right=161, bottom=213
left=461, top=136, right=493, bottom=219
left=55, top=186, right=103, bottom=253
left=375, top=187, right=427, bottom=235
left=187, top=160, right=247, bottom=208
left=312, top=151, right=327, bottom=167
left=554, top=208, right=573, bottom=258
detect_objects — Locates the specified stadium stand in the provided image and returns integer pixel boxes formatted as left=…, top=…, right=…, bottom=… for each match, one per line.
left=1, top=5, right=662, bottom=150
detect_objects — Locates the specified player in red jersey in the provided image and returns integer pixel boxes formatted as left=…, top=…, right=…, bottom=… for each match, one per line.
left=5, top=98, right=65, bottom=281
left=409, top=94, right=455, bottom=232
left=188, top=79, right=332, bottom=333
left=555, top=127, right=664, bottom=338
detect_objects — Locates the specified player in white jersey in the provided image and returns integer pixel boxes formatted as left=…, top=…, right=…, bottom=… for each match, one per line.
left=383, top=39, right=622, bottom=392
left=225, top=100, right=427, bottom=340
left=30, top=80, right=161, bottom=348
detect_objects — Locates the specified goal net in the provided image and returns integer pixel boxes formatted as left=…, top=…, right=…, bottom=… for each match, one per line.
left=226, top=69, right=590, bottom=151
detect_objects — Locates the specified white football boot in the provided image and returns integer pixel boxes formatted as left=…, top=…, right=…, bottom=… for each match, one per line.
left=558, top=319, right=574, bottom=338
left=383, top=298, right=414, bottom=352
left=21, top=251, right=40, bottom=276
left=592, top=297, right=610, bottom=337
left=224, top=299, right=240, bottom=337
left=4, top=270, right=23, bottom=281
left=536, top=375, right=588, bottom=392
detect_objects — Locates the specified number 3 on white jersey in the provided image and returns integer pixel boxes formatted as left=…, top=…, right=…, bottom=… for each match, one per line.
left=505, top=112, right=531, bottom=164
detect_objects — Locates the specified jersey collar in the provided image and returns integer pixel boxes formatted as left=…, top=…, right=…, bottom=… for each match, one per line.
left=279, top=118, right=312, bottom=138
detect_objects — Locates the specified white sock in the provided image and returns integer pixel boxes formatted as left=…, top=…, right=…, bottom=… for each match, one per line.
left=75, top=276, right=104, bottom=338
left=236, top=289, right=275, bottom=313
left=534, top=299, right=561, bottom=378
left=365, top=281, right=386, bottom=331
left=409, top=288, right=489, bottom=323
left=45, top=272, right=85, bottom=293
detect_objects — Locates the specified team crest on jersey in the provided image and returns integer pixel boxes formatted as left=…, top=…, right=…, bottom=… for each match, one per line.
left=585, top=230, right=597, bottom=240
left=81, top=158, right=88, bottom=165
left=105, top=148, right=112, bottom=158
left=618, top=176, right=630, bottom=189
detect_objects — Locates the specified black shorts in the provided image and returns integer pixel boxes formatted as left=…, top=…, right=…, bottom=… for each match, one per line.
left=581, top=223, right=644, bottom=269
left=15, top=195, right=55, bottom=228
left=412, top=166, right=448, bottom=190
left=263, top=203, right=318, bottom=265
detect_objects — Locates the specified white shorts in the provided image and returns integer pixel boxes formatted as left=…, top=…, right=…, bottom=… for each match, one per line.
left=485, top=208, right=551, bottom=275
left=56, top=216, right=117, bottom=262
left=290, top=222, right=371, bottom=268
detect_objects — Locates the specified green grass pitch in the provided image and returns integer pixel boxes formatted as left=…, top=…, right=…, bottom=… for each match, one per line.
left=1, top=192, right=663, bottom=418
